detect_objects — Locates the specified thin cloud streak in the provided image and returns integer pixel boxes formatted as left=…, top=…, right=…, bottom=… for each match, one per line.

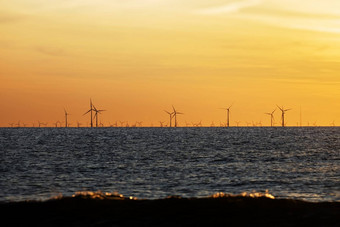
left=0, top=11, right=27, bottom=23
left=193, top=0, right=340, bottom=34
left=241, top=13, right=340, bottom=34
left=35, top=46, right=68, bottom=57
left=195, top=0, right=262, bottom=15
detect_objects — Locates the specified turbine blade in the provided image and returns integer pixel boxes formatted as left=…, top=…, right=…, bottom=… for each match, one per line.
left=172, top=106, right=176, bottom=113
left=276, top=105, right=283, bottom=111
left=83, top=109, right=91, bottom=116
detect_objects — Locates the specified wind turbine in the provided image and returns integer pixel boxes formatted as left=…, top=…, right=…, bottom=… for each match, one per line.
left=159, top=121, right=165, bottom=127
left=221, top=104, right=232, bottom=127
left=83, top=99, right=94, bottom=128
left=164, top=110, right=173, bottom=127
left=172, top=105, right=183, bottom=127
left=54, top=120, right=61, bottom=127
left=277, top=105, right=291, bottom=127
left=265, top=108, right=276, bottom=127
left=64, top=109, right=70, bottom=128
left=93, top=105, right=105, bottom=127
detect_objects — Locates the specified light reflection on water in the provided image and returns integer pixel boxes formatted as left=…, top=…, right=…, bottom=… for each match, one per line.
left=0, top=127, right=339, bottom=202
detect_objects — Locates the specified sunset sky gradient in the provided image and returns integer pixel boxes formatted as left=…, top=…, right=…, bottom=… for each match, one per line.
left=1, top=0, right=339, bottom=126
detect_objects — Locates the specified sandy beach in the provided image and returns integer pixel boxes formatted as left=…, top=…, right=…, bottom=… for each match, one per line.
left=1, top=194, right=339, bottom=227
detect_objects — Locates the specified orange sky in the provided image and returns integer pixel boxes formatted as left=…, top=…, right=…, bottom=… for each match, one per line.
left=1, top=0, right=340, bottom=127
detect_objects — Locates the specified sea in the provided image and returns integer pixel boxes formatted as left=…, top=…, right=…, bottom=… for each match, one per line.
left=1, top=127, right=339, bottom=202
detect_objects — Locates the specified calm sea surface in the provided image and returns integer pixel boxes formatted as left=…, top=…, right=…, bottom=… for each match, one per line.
left=1, top=127, right=339, bottom=202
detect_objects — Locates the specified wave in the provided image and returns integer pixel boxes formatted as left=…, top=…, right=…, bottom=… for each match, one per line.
left=1, top=190, right=339, bottom=227
left=51, top=190, right=276, bottom=201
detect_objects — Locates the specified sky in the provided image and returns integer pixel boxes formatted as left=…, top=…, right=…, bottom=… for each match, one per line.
left=1, top=0, right=340, bottom=127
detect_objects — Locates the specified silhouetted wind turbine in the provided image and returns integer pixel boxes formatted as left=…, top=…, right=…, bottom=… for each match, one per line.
left=54, top=120, right=61, bottom=127
left=164, top=110, right=173, bottom=127
left=172, top=105, right=183, bottom=127
left=93, top=105, right=105, bottom=127
left=277, top=105, right=291, bottom=127
left=83, top=99, right=94, bottom=128
left=64, top=109, right=70, bottom=128
left=159, top=121, right=165, bottom=127
left=221, top=104, right=232, bottom=127
left=265, top=108, right=276, bottom=127
left=16, top=121, right=21, bottom=127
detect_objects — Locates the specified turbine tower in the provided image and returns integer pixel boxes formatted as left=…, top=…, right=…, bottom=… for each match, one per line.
left=83, top=99, right=95, bottom=127
left=172, top=105, right=183, bottom=127
left=221, top=104, right=232, bottom=127
left=164, top=110, right=173, bottom=127
left=93, top=105, right=105, bottom=127
left=265, top=108, right=276, bottom=127
left=277, top=105, right=291, bottom=127
left=64, top=109, right=70, bottom=128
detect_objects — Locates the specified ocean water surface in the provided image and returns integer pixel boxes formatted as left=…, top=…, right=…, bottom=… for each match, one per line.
left=1, top=127, right=339, bottom=202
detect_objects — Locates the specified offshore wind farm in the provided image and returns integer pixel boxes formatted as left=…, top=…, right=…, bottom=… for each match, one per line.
left=4, top=100, right=337, bottom=128
left=1, top=1, right=340, bottom=226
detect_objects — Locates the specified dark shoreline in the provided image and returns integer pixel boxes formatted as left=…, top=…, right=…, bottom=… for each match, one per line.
left=1, top=196, right=339, bottom=227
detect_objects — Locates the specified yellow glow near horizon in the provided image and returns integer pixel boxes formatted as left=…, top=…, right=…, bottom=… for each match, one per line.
left=1, top=0, right=339, bottom=127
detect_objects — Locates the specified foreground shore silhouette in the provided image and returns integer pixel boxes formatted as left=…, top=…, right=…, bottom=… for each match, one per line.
left=1, top=192, right=339, bottom=227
